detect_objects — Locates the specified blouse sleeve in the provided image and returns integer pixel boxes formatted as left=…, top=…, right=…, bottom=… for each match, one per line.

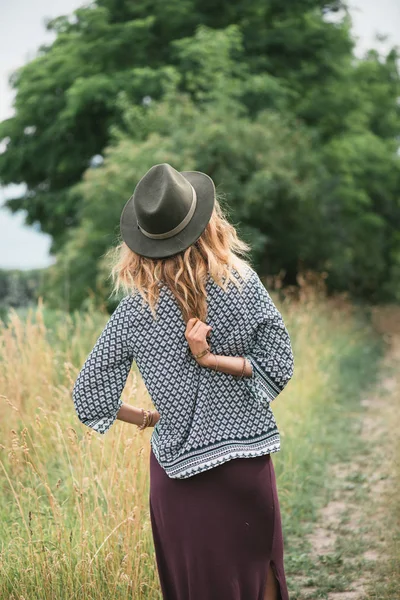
left=72, top=296, right=135, bottom=435
left=243, top=271, right=294, bottom=407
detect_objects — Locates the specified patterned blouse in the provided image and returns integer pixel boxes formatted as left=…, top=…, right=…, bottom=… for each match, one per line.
left=72, top=266, right=295, bottom=479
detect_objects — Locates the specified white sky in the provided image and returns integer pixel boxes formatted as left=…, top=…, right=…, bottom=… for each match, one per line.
left=0, top=0, right=83, bottom=269
left=0, top=0, right=399, bottom=270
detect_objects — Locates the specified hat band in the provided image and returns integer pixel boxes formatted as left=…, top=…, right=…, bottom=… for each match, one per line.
left=137, top=184, right=197, bottom=240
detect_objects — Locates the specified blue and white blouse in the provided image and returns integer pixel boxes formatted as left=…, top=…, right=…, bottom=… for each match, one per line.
left=72, top=266, right=295, bottom=479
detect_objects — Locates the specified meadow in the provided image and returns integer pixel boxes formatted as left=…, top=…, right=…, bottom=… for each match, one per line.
left=0, top=277, right=393, bottom=600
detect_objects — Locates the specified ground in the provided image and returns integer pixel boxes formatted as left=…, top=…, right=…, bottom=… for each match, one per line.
left=288, top=308, right=400, bottom=600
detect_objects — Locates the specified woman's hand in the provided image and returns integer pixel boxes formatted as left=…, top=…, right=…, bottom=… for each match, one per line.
left=185, top=317, right=213, bottom=365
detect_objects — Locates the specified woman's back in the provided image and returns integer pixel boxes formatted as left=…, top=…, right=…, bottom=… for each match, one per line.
left=72, top=264, right=294, bottom=479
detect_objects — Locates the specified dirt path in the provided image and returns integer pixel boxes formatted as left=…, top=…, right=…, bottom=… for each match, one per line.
left=290, top=319, right=400, bottom=599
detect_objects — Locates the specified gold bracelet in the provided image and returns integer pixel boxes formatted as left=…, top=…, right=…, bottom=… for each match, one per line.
left=137, top=409, right=158, bottom=431
left=214, top=354, right=219, bottom=372
left=146, top=411, right=152, bottom=428
left=192, top=347, right=210, bottom=359
left=240, top=356, right=246, bottom=378
left=138, top=408, right=145, bottom=430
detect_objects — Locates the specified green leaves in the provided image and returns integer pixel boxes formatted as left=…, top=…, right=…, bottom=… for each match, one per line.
left=0, top=0, right=399, bottom=307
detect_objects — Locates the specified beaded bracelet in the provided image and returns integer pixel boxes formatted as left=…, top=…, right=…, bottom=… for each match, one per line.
left=138, top=408, right=156, bottom=431
left=138, top=408, right=148, bottom=430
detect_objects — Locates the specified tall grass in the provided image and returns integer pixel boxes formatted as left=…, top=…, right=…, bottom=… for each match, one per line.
left=0, top=279, right=383, bottom=599
left=271, top=277, right=383, bottom=542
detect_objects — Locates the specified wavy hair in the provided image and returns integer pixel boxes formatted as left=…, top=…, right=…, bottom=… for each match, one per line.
left=107, top=194, right=253, bottom=323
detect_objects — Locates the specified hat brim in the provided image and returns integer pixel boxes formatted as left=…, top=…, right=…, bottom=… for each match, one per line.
left=120, top=170, right=215, bottom=259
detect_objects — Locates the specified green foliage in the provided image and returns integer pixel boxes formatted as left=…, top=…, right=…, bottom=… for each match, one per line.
left=0, top=269, right=44, bottom=317
left=41, top=67, right=329, bottom=310
left=0, top=1, right=400, bottom=308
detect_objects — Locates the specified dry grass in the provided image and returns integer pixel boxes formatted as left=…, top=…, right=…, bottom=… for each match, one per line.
left=0, top=276, right=391, bottom=599
left=0, top=304, right=159, bottom=599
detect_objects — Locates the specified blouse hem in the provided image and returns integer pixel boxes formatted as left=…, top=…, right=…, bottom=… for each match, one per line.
left=151, top=432, right=281, bottom=479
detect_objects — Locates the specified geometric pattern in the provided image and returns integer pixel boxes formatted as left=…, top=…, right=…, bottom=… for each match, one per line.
left=72, top=265, right=295, bottom=479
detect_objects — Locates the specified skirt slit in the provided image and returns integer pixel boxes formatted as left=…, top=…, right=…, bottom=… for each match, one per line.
left=259, top=455, right=289, bottom=600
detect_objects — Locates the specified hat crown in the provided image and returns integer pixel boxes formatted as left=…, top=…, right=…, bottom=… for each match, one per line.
left=120, top=162, right=215, bottom=259
left=134, top=163, right=195, bottom=236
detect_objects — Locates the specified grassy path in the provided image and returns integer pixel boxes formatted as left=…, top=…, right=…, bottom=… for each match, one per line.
left=286, top=317, right=400, bottom=599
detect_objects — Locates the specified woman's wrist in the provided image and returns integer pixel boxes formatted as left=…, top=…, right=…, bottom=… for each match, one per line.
left=196, top=351, right=216, bottom=368
left=138, top=408, right=160, bottom=429
left=153, top=410, right=161, bottom=425
left=197, top=352, right=252, bottom=378
left=147, top=409, right=161, bottom=427
left=117, top=404, right=160, bottom=428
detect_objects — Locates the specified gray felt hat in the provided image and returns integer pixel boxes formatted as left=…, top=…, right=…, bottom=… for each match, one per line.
left=120, top=163, right=216, bottom=259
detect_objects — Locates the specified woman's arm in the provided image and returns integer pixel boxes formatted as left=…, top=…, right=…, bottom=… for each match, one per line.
left=196, top=352, right=253, bottom=377
left=185, top=317, right=253, bottom=377
left=73, top=296, right=162, bottom=434
left=117, top=403, right=160, bottom=427
left=184, top=271, right=294, bottom=407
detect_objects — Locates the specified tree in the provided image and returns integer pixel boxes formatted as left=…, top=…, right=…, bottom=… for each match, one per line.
left=1, top=2, right=400, bottom=306
left=0, top=1, right=358, bottom=248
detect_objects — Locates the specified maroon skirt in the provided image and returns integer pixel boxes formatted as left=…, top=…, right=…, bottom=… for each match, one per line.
left=149, top=447, right=290, bottom=600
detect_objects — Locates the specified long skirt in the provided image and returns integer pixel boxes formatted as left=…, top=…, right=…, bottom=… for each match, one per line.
left=149, top=447, right=290, bottom=600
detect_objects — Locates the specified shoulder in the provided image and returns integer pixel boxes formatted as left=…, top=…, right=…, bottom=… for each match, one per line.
left=228, top=264, right=257, bottom=288
left=234, top=265, right=264, bottom=297
left=112, top=294, right=135, bottom=311
left=109, top=294, right=138, bottom=325
left=236, top=267, right=277, bottom=319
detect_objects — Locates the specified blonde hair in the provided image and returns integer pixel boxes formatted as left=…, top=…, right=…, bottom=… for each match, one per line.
left=107, top=194, right=253, bottom=323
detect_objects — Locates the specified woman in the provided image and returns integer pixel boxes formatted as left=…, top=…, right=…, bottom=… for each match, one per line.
left=72, top=163, right=295, bottom=600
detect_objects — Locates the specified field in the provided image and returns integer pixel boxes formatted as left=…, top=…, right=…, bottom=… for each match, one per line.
left=0, top=282, right=399, bottom=599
